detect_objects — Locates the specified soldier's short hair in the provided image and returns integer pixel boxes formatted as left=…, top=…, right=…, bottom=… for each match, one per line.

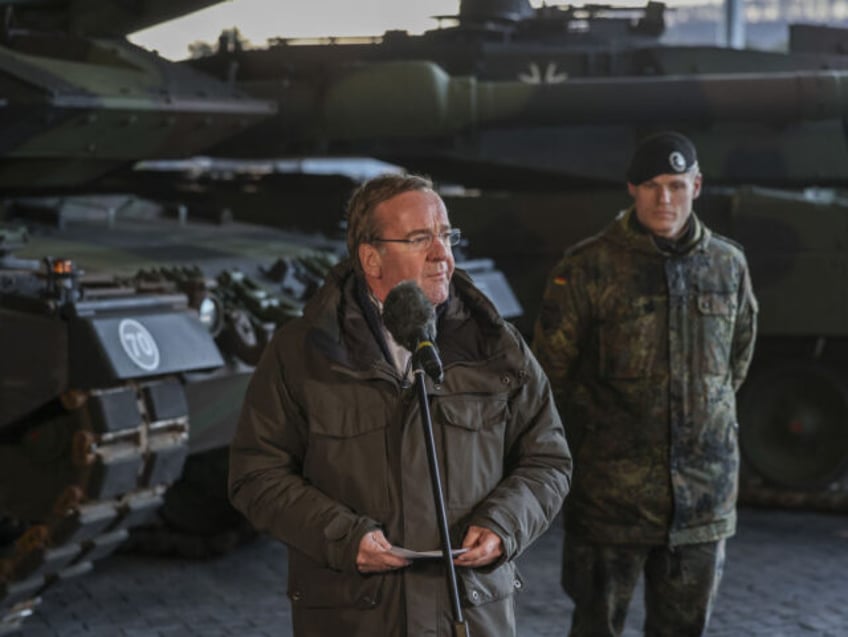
left=345, top=173, right=435, bottom=273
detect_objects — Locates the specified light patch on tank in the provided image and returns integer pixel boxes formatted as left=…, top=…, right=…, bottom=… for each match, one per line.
left=118, top=319, right=161, bottom=372
left=198, top=295, right=223, bottom=336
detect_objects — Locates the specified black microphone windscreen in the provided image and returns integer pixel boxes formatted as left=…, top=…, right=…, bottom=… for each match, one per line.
left=383, top=281, right=436, bottom=352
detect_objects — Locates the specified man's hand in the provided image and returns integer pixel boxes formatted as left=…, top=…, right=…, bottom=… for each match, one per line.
left=356, top=530, right=411, bottom=574
left=454, top=525, right=504, bottom=568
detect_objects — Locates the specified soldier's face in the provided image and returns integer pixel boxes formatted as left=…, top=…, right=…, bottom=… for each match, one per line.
left=359, top=189, right=455, bottom=306
left=628, top=170, right=702, bottom=239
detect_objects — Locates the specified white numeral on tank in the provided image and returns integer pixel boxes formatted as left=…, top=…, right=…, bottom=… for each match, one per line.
left=118, top=319, right=160, bottom=371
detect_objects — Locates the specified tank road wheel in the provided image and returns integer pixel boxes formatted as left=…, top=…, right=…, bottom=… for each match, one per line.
left=218, top=309, right=267, bottom=366
left=739, top=362, right=848, bottom=491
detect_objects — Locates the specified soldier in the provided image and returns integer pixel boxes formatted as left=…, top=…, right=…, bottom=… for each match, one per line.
left=533, top=131, right=757, bottom=637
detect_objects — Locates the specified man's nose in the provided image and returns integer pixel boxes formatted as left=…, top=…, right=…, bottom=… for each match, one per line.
left=657, top=187, right=672, bottom=203
left=428, top=235, right=451, bottom=258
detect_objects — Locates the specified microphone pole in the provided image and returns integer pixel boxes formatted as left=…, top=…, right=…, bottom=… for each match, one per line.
left=412, top=366, right=469, bottom=637
left=382, top=280, right=468, bottom=635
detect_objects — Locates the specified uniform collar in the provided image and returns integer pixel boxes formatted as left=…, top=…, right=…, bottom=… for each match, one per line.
left=612, top=207, right=709, bottom=256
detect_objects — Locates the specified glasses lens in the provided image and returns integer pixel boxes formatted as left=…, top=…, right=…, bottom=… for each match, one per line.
left=375, top=230, right=460, bottom=250
left=411, top=236, right=431, bottom=250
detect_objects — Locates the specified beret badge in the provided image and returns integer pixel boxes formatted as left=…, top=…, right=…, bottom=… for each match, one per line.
left=669, top=151, right=687, bottom=173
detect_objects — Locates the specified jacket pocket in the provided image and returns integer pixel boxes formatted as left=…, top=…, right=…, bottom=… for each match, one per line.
left=434, top=394, right=509, bottom=508
left=303, top=394, right=391, bottom=513
left=459, top=561, right=524, bottom=607
left=598, top=310, right=663, bottom=380
left=306, top=385, right=390, bottom=438
left=695, top=292, right=736, bottom=375
left=288, top=549, right=384, bottom=610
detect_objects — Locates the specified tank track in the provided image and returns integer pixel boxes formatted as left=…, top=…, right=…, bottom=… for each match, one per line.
left=0, top=376, right=190, bottom=635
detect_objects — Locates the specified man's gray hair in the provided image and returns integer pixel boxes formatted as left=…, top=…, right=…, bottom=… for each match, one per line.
left=345, top=173, right=435, bottom=273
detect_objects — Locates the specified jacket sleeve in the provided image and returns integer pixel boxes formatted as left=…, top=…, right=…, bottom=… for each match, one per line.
left=228, top=334, right=379, bottom=573
left=466, top=329, right=572, bottom=562
left=731, top=258, right=758, bottom=392
left=531, top=255, right=590, bottom=416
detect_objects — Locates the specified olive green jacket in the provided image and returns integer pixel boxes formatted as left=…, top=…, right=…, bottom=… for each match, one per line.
left=229, top=259, right=572, bottom=636
left=534, top=209, right=757, bottom=546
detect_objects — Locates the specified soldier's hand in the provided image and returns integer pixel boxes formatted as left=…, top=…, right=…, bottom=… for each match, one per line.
left=454, top=525, right=503, bottom=568
left=355, top=530, right=411, bottom=574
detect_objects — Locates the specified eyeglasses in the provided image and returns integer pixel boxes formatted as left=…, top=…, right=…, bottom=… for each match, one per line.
left=372, top=228, right=462, bottom=251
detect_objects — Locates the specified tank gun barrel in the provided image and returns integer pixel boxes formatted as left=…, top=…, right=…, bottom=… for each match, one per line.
left=295, top=62, right=848, bottom=141
left=477, top=70, right=848, bottom=125
left=0, top=38, right=275, bottom=190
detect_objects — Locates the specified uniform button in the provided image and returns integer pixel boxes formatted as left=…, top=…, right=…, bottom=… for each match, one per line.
left=470, top=589, right=480, bottom=601
left=501, top=375, right=511, bottom=385
left=291, top=591, right=303, bottom=602
left=514, top=579, right=523, bottom=590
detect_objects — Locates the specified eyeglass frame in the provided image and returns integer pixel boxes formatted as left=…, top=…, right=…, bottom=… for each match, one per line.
left=370, top=228, right=462, bottom=251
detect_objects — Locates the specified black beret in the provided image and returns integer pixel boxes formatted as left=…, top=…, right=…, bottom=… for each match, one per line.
left=626, top=131, right=698, bottom=185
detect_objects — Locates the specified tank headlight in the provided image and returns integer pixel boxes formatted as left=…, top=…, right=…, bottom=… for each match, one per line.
left=198, top=295, right=223, bottom=336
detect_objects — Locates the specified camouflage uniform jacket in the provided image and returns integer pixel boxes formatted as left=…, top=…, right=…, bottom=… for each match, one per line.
left=534, top=208, right=757, bottom=546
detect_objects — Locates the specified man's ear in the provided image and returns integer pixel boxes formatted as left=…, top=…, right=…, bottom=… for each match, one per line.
left=627, top=182, right=637, bottom=198
left=692, top=173, right=703, bottom=200
left=359, top=243, right=382, bottom=278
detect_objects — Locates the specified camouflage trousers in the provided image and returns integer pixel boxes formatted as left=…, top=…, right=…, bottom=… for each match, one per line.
left=562, top=537, right=725, bottom=637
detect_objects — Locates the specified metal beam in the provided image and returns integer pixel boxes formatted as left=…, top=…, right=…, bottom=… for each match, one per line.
left=725, top=0, right=747, bottom=48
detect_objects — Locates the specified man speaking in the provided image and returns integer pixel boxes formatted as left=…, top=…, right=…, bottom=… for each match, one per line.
left=229, top=173, right=572, bottom=636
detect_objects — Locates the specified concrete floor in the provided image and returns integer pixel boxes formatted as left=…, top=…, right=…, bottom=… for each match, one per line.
left=19, top=507, right=848, bottom=636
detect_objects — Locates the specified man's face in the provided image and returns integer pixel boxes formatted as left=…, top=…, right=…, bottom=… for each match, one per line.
left=359, top=189, right=455, bottom=305
left=628, top=170, right=702, bottom=239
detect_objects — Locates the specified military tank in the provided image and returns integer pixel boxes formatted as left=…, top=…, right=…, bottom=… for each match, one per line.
left=0, top=4, right=318, bottom=629
left=0, top=194, right=348, bottom=634
left=182, top=0, right=848, bottom=512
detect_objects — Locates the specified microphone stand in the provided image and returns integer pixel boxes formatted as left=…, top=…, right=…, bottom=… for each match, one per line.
left=413, top=368, right=470, bottom=637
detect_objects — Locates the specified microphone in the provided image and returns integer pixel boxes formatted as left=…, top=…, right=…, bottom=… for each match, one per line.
left=382, top=281, right=444, bottom=384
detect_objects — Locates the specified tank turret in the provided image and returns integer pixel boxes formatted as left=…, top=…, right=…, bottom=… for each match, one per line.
left=444, top=0, right=535, bottom=24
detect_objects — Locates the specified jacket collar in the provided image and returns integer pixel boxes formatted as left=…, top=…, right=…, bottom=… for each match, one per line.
left=302, top=259, right=513, bottom=373
left=607, top=207, right=711, bottom=257
left=300, top=259, right=384, bottom=372
left=435, top=268, right=514, bottom=368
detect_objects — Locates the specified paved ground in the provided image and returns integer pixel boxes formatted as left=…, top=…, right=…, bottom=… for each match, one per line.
left=17, top=506, right=848, bottom=636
